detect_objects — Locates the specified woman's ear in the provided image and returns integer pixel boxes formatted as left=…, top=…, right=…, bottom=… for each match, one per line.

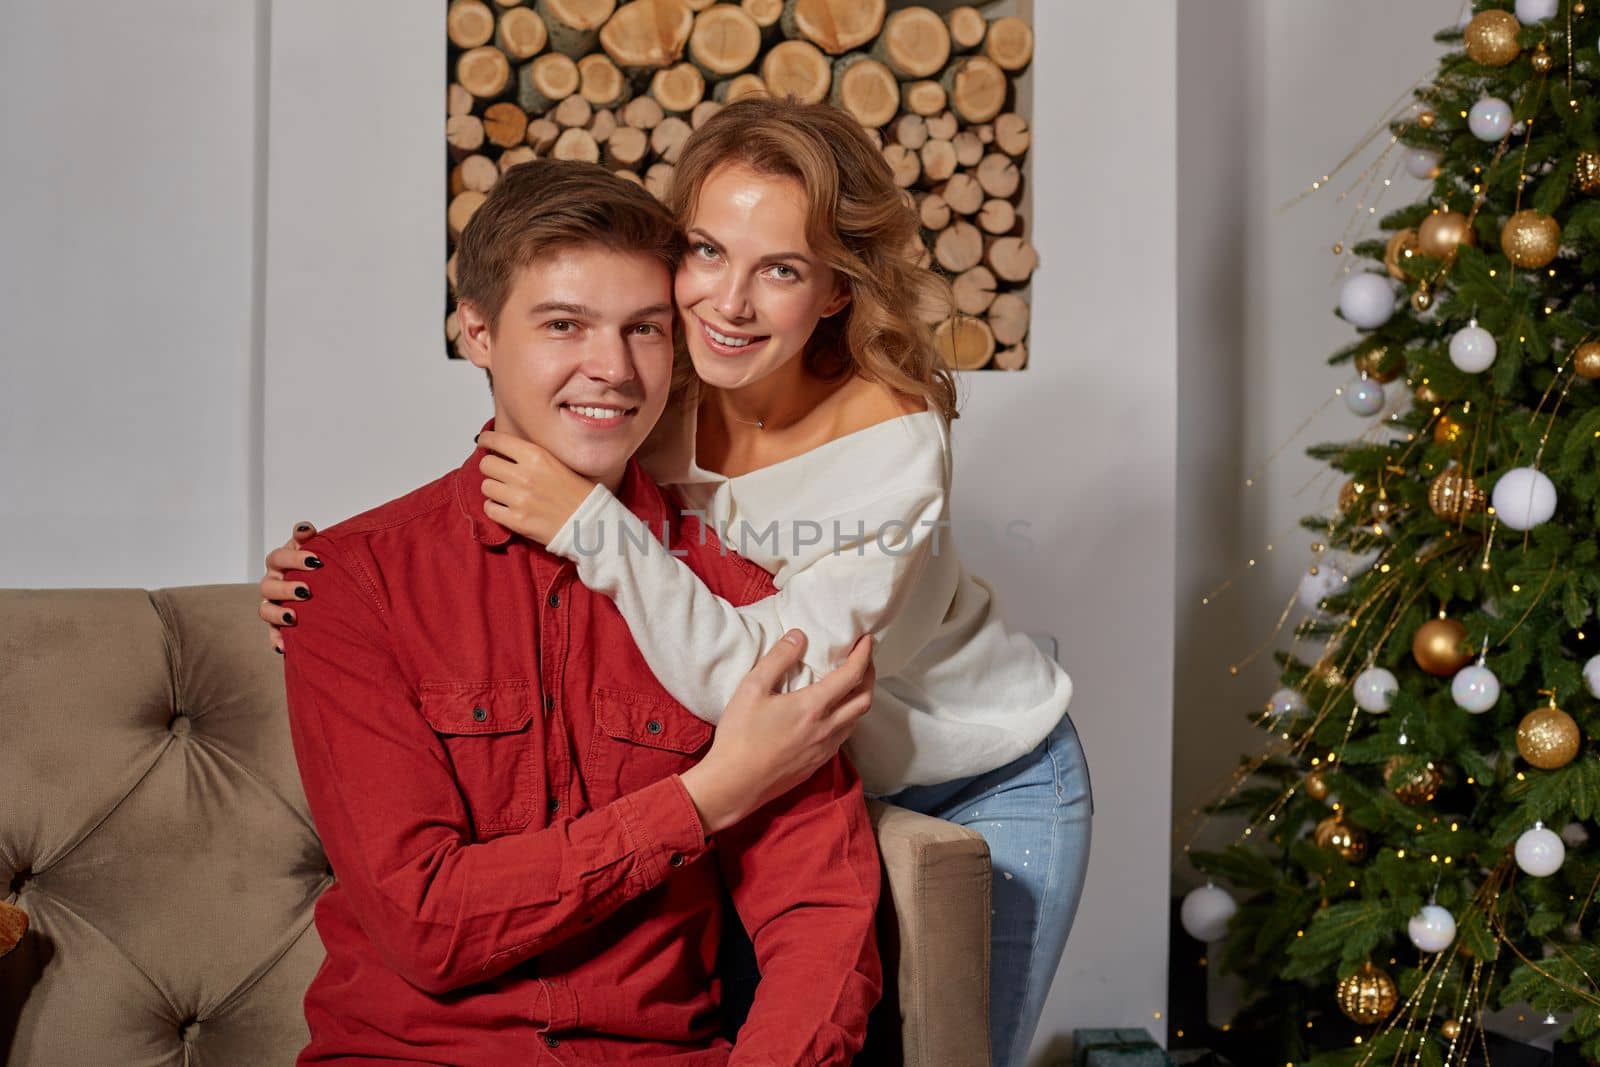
left=821, top=280, right=853, bottom=319
left=456, top=300, right=494, bottom=370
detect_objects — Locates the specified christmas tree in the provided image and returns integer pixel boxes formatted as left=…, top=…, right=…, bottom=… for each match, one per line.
left=1185, top=3, right=1600, bottom=1063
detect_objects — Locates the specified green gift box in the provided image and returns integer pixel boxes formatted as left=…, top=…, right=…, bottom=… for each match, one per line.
left=1072, top=1028, right=1171, bottom=1067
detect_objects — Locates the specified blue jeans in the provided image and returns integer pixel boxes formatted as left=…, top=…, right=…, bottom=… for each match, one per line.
left=883, top=714, right=1093, bottom=1067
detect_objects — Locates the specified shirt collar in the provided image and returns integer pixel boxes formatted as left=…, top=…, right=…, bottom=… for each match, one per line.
left=455, top=417, right=672, bottom=548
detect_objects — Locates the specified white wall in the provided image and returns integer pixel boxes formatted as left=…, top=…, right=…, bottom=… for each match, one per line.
left=0, top=2, right=266, bottom=588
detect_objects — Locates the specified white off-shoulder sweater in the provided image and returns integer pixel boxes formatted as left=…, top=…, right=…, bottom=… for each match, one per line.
left=547, top=404, right=1073, bottom=795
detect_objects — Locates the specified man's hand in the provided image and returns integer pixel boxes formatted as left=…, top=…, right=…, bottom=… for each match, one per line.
left=258, top=522, right=321, bottom=653
left=477, top=429, right=598, bottom=546
left=679, top=632, right=875, bottom=836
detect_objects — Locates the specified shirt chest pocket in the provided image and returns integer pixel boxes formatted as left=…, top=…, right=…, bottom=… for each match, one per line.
left=419, top=680, right=540, bottom=838
left=586, top=686, right=713, bottom=798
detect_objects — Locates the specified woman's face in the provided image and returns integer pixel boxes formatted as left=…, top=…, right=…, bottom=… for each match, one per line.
left=674, top=162, right=851, bottom=392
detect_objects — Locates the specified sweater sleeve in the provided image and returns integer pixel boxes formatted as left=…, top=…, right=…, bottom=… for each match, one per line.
left=546, top=478, right=954, bottom=722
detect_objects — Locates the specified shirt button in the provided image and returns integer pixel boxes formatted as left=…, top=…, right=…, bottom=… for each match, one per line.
left=542, top=1035, right=560, bottom=1048
left=669, top=852, right=685, bottom=867
left=547, top=592, right=560, bottom=608
left=646, top=719, right=663, bottom=735
left=544, top=693, right=555, bottom=714
left=548, top=796, right=560, bottom=814
left=472, top=706, right=488, bottom=722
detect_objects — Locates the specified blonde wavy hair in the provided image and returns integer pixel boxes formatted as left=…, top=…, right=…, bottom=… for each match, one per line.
left=669, top=97, right=959, bottom=422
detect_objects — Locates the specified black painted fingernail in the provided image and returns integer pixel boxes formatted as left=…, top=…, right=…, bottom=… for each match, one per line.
left=282, top=611, right=296, bottom=624
left=295, top=523, right=312, bottom=533
left=274, top=646, right=284, bottom=655
left=304, top=555, right=323, bottom=569
left=294, top=587, right=311, bottom=600
left=474, top=432, right=481, bottom=444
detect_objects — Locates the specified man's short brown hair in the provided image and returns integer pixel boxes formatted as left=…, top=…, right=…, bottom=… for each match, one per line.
left=455, top=160, right=683, bottom=333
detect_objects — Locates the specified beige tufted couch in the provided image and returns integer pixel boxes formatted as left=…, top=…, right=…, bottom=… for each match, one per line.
left=0, top=585, right=992, bottom=1066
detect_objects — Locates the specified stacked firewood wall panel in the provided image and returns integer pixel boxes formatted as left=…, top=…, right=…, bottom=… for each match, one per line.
left=446, top=0, right=1035, bottom=371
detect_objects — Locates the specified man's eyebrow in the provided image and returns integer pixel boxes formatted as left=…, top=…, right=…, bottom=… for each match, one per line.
left=526, top=301, right=596, bottom=318
left=688, top=228, right=812, bottom=265
left=629, top=303, right=674, bottom=318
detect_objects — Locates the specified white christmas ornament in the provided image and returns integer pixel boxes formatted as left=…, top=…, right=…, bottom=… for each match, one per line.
left=1582, top=654, right=1600, bottom=699
left=1180, top=883, right=1238, bottom=942
left=1407, top=904, right=1457, bottom=953
left=1515, top=0, right=1559, bottom=23
left=1344, top=376, right=1387, bottom=417
left=1406, top=148, right=1441, bottom=180
left=1297, top=563, right=1346, bottom=612
left=1267, top=688, right=1307, bottom=718
left=1561, top=822, right=1591, bottom=849
left=1515, top=823, right=1565, bottom=877
left=1353, top=667, right=1399, bottom=713
left=1451, top=663, right=1501, bottom=714
left=1449, top=321, right=1497, bottom=373
left=1491, top=467, right=1558, bottom=531
left=1469, top=97, right=1513, bottom=143
left=1339, top=274, right=1397, bottom=330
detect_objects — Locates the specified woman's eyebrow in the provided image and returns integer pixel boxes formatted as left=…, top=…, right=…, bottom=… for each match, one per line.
left=689, top=228, right=811, bottom=265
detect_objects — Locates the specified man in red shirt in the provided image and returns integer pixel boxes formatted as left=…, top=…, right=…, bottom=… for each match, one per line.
left=279, top=161, right=882, bottom=1064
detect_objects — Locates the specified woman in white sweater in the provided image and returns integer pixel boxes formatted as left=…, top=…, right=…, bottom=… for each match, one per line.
left=262, top=99, right=1090, bottom=1066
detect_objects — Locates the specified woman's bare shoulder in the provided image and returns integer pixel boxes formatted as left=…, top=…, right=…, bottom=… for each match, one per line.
left=828, top=376, right=928, bottom=436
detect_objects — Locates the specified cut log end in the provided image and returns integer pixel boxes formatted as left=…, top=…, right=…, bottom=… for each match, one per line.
left=987, top=291, right=1028, bottom=346
left=984, top=16, right=1034, bottom=73
left=484, top=101, right=530, bottom=147
left=986, top=236, right=1038, bottom=283
left=900, top=80, right=946, bottom=117
left=933, top=220, right=983, bottom=273
left=600, top=0, right=695, bottom=70
left=496, top=6, right=551, bottom=59
left=690, top=5, right=763, bottom=76
left=934, top=314, right=995, bottom=370
left=832, top=55, right=899, bottom=129
left=883, top=144, right=921, bottom=189
left=651, top=62, right=707, bottom=113
left=761, top=39, right=831, bottom=104
left=578, top=53, right=629, bottom=108
left=941, top=55, right=1006, bottom=124
left=992, top=342, right=1027, bottom=370
left=944, top=5, right=987, bottom=53
left=448, top=0, right=497, bottom=49
left=782, top=0, right=887, bottom=55
left=873, top=6, right=951, bottom=80
left=458, top=46, right=513, bottom=99
left=552, top=126, right=602, bottom=162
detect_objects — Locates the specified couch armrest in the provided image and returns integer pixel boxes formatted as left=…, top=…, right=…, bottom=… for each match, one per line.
left=867, top=799, right=992, bottom=1067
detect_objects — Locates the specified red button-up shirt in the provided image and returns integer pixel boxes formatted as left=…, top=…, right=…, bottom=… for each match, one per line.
left=281, top=427, right=882, bottom=1066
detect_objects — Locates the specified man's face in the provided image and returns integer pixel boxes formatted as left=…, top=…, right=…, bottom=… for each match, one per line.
left=460, top=245, right=676, bottom=491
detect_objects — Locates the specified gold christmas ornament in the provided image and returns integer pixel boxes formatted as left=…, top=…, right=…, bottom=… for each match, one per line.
left=1517, top=705, right=1581, bottom=769
left=1356, top=345, right=1401, bottom=382
left=1385, top=756, right=1443, bottom=805
left=1338, top=479, right=1365, bottom=514
left=1441, top=1018, right=1462, bottom=1040
left=1332, top=242, right=1344, bottom=254
left=1336, top=963, right=1399, bottom=1024
left=1577, top=1, right=1587, bottom=13
left=1464, top=10, right=1523, bottom=67
left=1531, top=43, right=1554, bottom=73
left=1414, top=617, right=1473, bottom=676
left=1305, top=768, right=1331, bottom=801
left=1415, top=381, right=1445, bottom=406
left=1370, top=492, right=1397, bottom=522
left=1315, top=815, right=1367, bottom=862
left=1418, top=211, right=1476, bottom=259
left=1434, top=412, right=1467, bottom=447
left=1501, top=210, right=1562, bottom=269
left=1384, top=229, right=1420, bottom=280
left=1577, top=151, right=1600, bottom=195
left=1429, top=467, right=1487, bottom=520
left=1573, top=341, right=1600, bottom=380
left=1310, top=658, right=1346, bottom=689
left=1417, top=109, right=1437, bottom=129
left=1411, top=284, right=1434, bottom=313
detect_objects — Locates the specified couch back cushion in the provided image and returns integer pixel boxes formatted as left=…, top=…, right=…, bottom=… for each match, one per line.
left=1, top=585, right=326, bottom=1066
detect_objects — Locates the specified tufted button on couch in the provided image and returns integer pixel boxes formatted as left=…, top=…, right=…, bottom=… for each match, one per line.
left=1, top=585, right=992, bottom=1066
